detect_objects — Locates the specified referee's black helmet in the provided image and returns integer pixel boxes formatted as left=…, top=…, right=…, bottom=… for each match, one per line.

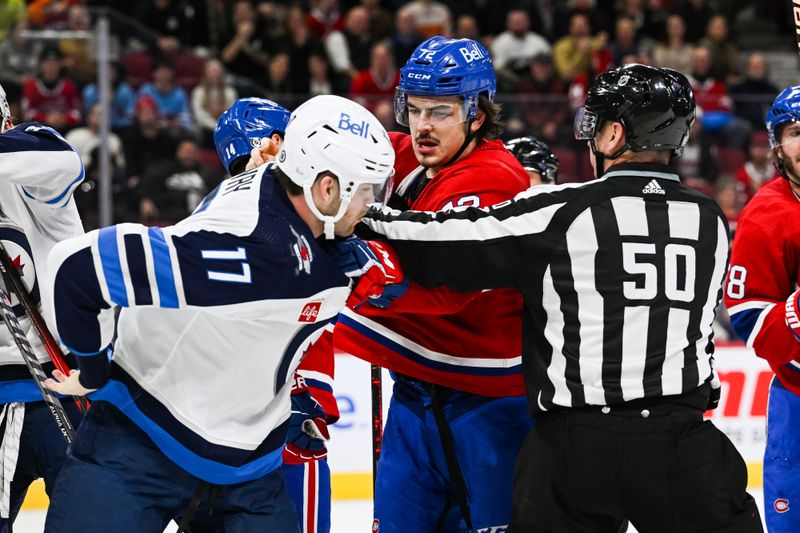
left=575, top=64, right=696, bottom=159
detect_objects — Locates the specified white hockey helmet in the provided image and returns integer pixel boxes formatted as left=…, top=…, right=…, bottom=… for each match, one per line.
left=276, top=95, right=395, bottom=239
left=0, top=83, right=11, bottom=133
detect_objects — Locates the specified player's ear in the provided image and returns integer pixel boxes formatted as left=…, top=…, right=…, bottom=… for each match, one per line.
left=470, top=107, right=485, bottom=134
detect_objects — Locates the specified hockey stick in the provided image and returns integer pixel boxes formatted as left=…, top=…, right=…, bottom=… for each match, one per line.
left=371, top=363, right=382, bottom=490
left=794, top=0, right=800, bottom=55
left=0, top=275, right=74, bottom=443
left=0, top=243, right=88, bottom=414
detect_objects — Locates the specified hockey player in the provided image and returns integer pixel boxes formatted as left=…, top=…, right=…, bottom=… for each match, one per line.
left=333, top=36, right=532, bottom=532
left=364, top=63, right=762, bottom=532
left=42, top=95, right=395, bottom=532
left=0, top=83, right=85, bottom=530
left=214, top=97, right=336, bottom=533
left=505, top=136, right=559, bottom=186
left=725, top=85, right=800, bottom=532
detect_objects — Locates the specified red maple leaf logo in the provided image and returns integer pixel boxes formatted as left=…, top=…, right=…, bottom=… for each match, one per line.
left=299, top=246, right=310, bottom=261
left=11, top=255, right=24, bottom=274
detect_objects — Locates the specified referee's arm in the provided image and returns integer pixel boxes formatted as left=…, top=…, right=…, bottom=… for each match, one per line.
left=363, top=186, right=574, bottom=292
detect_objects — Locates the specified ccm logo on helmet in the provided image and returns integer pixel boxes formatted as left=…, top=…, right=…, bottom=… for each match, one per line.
left=459, top=45, right=485, bottom=63
left=408, top=73, right=431, bottom=80
left=338, top=113, right=370, bottom=138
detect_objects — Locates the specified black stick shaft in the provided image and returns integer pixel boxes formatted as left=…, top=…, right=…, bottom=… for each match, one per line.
left=371, top=363, right=383, bottom=491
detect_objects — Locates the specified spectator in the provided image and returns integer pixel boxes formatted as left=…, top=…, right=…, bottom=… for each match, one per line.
left=729, top=52, right=779, bottom=128
left=0, top=0, right=25, bottom=40
left=119, top=95, right=177, bottom=204
left=361, top=0, right=394, bottom=42
left=699, top=14, right=740, bottom=83
left=491, top=10, right=551, bottom=76
left=137, top=59, right=193, bottom=130
left=0, top=19, right=45, bottom=97
left=325, top=6, right=373, bottom=81
left=21, top=46, right=81, bottom=132
left=677, top=0, right=715, bottom=43
left=220, top=0, right=269, bottom=80
left=607, top=16, right=642, bottom=67
left=134, top=0, right=206, bottom=53
left=65, top=104, right=127, bottom=228
left=678, top=106, right=719, bottom=187
left=261, top=52, right=294, bottom=99
left=652, top=14, right=692, bottom=74
left=509, top=53, right=568, bottom=144
left=350, top=42, right=400, bottom=111
left=553, top=13, right=604, bottom=83
left=306, top=0, right=343, bottom=39
left=278, top=5, right=324, bottom=95
left=82, top=62, right=136, bottom=131
left=191, top=58, right=237, bottom=146
left=58, top=4, right=95, bottom=86
left=308, top=53, right=334, bottom=96
left=714, top=177, right=741, bottom=233
left=139, top=136, right=220, bottom=225
left=734, top=131, right=779, bottom=205
left=687, top=46, right=749, bottom=148
left=26, top=0, right=75, bottom=28
left=615, top=0, right=667, bottom=44
left=454, top=14, right=480, bottom=41
left=404, top=0, right=452, bottom=39
left=566, top=0, right=608, bottom=37
left=529, top=0, right=570, bottom=43
left=391, top=7, right=424, bottom=69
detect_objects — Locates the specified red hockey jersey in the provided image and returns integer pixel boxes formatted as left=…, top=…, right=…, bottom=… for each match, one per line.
left=333, top=132, right=530, bottom=397
left=725, top=177, right=800, bottom=396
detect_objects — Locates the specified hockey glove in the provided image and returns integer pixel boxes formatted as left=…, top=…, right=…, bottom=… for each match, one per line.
left=284, top=374, right=330, bottom=464
left=329, top=236, right=385, bottom=279
left=785, top=290, right=800, bottom=342
left=338, top=240, right=408, bottom=309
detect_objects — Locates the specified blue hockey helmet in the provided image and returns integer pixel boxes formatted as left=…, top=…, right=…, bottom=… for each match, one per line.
left=214, top=97, right=292, bottom=174
left=394, top=36, right=496, bottom=126
left=766, top=85, right=800, bottom=149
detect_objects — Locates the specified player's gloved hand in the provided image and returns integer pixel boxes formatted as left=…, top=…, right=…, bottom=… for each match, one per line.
left=349, top=240, right=408, bottom=309
left=785, top=289, right=800, bottom=341
left=284, top=374, right=330, bottom=464
left=329, top=236, right=385, bottom=278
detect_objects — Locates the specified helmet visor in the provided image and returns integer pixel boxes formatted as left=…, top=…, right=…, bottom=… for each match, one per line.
left=574, top=107, right=600, bottom=140
left=394, top=88, right=473, bottom=128
left=347, top=174, right=394, bottom=214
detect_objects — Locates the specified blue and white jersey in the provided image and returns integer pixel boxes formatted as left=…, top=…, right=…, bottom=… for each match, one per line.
left=47, top=164, right=351, bottom=485
left=0, top=122, right=84, bottom=403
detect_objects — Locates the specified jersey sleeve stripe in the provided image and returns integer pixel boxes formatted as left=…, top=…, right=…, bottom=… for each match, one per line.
left=727, top=300, right=774, bottom=314
left=147, top=227, right=179, bottom=309
left=746, top=304, right=775, bottom=349
left=123, top=233, right=152, bottom=306
left=98, top=226, right=129, bottom=306
left=44, top=165, right=84, bottom=206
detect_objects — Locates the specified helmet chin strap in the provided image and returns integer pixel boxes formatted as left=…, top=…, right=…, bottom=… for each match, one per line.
left=441, top=119, right=476, bottom=168
left=589, top=138, right=629, bottom=180
left=303, top=187, right=348, bottom=240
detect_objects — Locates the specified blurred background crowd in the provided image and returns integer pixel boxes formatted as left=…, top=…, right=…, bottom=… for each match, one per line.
left=0, top=0, right=796, bottom=337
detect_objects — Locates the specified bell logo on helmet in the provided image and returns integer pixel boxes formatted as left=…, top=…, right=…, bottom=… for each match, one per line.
left=459, top=45, right=485, bottom=63
left=338, top=113, right=370, bottom=138
left=408, top=73, right=431, bottom=80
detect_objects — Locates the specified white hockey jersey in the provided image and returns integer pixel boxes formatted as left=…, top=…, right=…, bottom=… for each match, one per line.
left=47, top=164, right=351, bottom=484
left=0, top=122, right=84, bottom=404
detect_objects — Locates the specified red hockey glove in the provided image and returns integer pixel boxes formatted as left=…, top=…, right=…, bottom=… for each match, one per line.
left=284, top=374, right=330, bottom=464
left=785, top=290, right=800, bottom=342
left=347, top=241, right=408, bottom=310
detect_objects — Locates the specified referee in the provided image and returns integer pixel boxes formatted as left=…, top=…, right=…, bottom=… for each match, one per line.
left=363, top=64, right=762, bottom=532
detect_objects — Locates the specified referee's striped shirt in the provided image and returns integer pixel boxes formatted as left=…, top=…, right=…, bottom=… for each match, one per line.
left=363, top=162, right=729, bottom=413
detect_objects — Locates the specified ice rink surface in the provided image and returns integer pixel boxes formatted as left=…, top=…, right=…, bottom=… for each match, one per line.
left=12, top=490, right=766, bottom=532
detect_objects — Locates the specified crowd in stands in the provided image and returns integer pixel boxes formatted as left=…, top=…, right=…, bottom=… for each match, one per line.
left=0, top=0, right=788, bottom=257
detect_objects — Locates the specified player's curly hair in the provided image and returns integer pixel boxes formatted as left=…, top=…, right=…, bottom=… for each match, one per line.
left=475, top=94, right=504, bottom=141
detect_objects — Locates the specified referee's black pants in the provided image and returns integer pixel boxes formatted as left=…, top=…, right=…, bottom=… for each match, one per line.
left=510, top=406, right=763, bottom=532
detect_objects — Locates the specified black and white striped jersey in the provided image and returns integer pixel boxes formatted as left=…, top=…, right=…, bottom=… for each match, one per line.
left=363, top=162, right=730, bottom=413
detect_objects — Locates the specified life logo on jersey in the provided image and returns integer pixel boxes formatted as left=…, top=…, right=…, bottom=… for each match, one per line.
left=0, top=227, right=39, bottom=318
